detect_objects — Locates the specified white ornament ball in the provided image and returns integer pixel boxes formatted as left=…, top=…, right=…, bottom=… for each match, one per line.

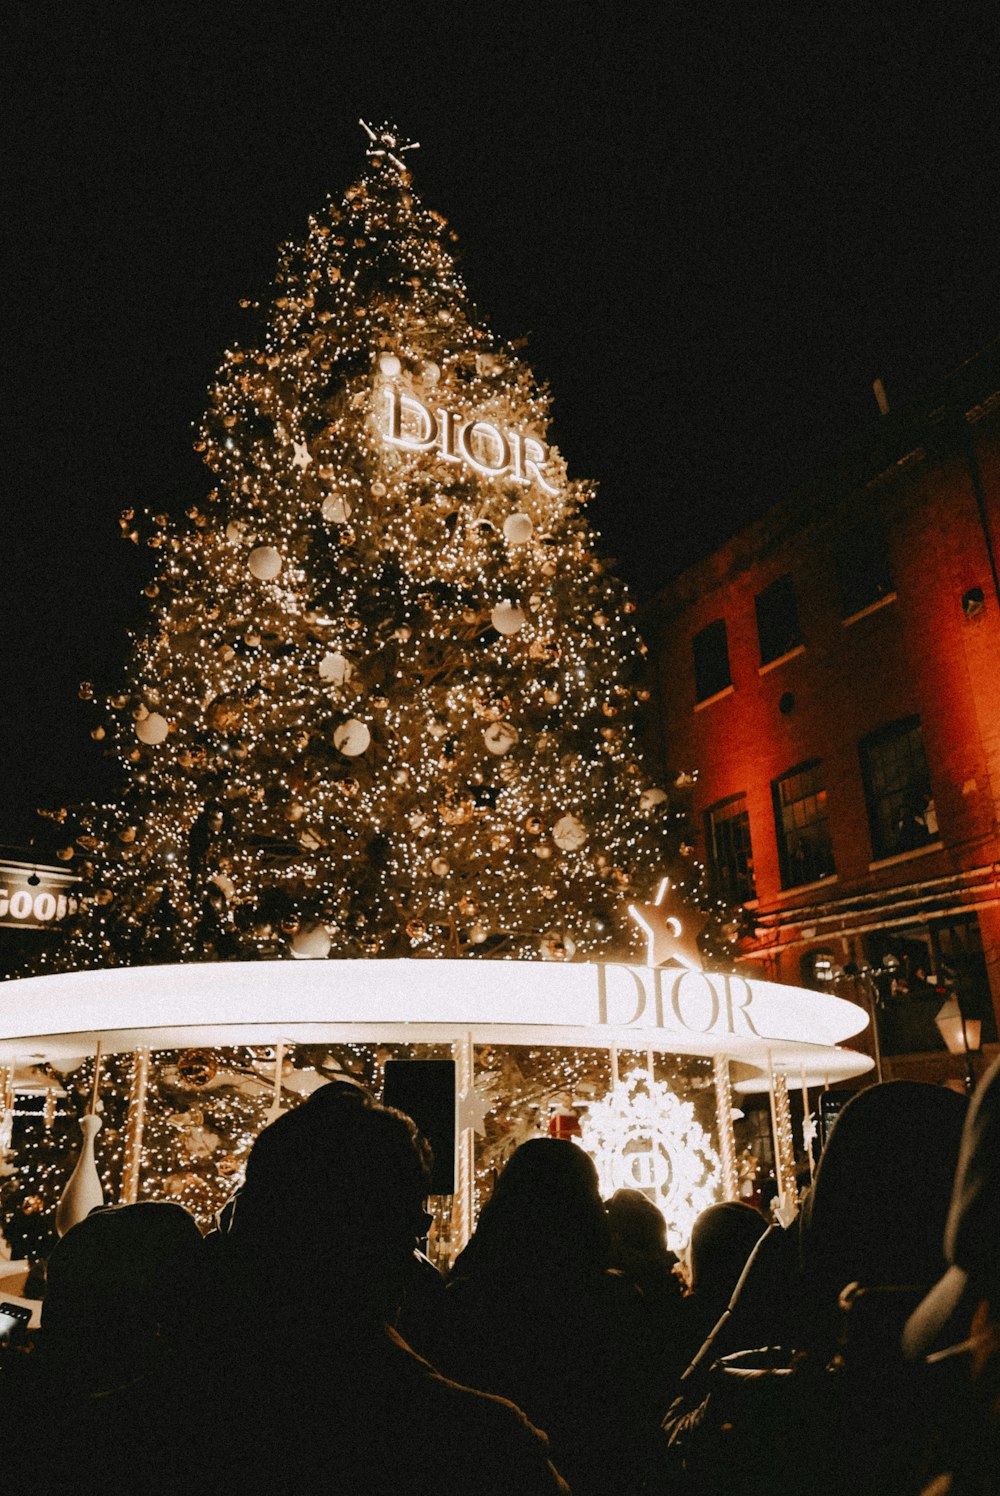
left=333, top=719, right=371, bottom=757
left=483, top=720, right=519, bottom=756
left=225, top=520, right=246, bottom=542
left=378, top=352, right=402, bottom=377
left=318, top=651, right=353, bottom=686
left=248, top=545, right=282, bottom=581
left=503, top=513, right=534, bottom=545
left=553, top=814, right=588, bottom=851
left=423, top=361, right=441, bottom=385
left=431, top=856, right=450, bottom=876
left=640, top=787, right=669, bottom=814
left=469, top=924, right=489, bottom=944
left=491, top=602, right=527, bottom=636
left=135, top=713, right=169, bottom=745
left=290, top=923, right=332, bottom=960
left=322, top=494, right=353, bottom=524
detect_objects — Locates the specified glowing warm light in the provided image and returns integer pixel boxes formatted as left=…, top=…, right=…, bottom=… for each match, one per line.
left=580, top=1073, right=720, bottom=1249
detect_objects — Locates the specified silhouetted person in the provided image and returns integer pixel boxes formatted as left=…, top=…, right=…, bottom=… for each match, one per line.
left=905, top=1058, right=1000, bottom=1495
left=606, top=1187, right=684, bottom=1381
left=673, top=1200, right=768, bottom=1373
left=157, top=1085, right=570, bottom=1495
left=432, top=1139, right=659, bottom=1496
left=1, top=1201, right=203, bottom=1494
left=663, top=1080, right=968, bottom=1496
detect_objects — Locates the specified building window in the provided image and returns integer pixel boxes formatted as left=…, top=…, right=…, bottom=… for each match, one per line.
left=755, top=574, right=801, bottom=666
left=860, top=716, right=936, bottom=860
left=693, top=619, right=731, bottom=702
left=863, top=914, right=997, bottom=1056
left=705, top=794, right=757, bottom=904
left=772, top=760, right=835, bottom=888
left=835, top=519, right=893, bottom=619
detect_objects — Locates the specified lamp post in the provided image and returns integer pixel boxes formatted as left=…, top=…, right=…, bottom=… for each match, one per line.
left=935, top=996, right=981, bottom=1094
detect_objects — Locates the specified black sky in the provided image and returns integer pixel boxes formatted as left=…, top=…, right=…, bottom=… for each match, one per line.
left=6, top=2, right=1000, bottom=839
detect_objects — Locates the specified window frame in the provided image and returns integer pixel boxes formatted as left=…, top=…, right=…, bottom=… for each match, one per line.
left=692, top=617, right=732, bottom=704
left=835, top=518, right=894, bottom=621
left=705, top=793, right=757, bottom=905
left=771, top=758, right=836, bottom=890
left=754, top=573, right=802, bottom=667
left=859, top=715, right=936, bottom=861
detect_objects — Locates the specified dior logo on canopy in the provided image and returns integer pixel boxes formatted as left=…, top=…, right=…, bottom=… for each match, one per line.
left=381, top=387, right=559, bottom=494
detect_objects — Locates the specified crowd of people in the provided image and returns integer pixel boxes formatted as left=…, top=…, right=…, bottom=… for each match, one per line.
left=2, top=1060, right=999, bottom=1495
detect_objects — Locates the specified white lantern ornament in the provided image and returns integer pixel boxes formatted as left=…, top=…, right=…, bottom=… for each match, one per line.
left=248, top=546, right=282, bottom=581
left=333, top=719, right=371, bottom=757
left=491, top=601, right=526, bottom=636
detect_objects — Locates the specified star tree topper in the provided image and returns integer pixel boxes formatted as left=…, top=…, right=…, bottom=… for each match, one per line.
left=628, top=877, right=708, bottom=970
left=359, top=119, right=420, bottom=173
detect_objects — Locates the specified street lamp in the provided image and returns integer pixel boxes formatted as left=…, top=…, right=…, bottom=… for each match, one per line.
left=935, top=996, right=981, bottom=1094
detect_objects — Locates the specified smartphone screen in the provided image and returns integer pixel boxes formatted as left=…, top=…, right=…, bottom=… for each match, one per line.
left=0, top=1303, right=31, bottom=1345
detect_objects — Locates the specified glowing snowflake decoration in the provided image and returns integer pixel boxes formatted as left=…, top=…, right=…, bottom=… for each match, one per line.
left=579, top=1075, right=720, bottom=1250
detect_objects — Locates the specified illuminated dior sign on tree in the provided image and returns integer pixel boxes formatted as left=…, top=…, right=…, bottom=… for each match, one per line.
left=381, top=385, right=559, bottom=493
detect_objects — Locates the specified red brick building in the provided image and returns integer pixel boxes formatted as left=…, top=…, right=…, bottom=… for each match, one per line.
left=646, top=342, right=1000, bottom=1087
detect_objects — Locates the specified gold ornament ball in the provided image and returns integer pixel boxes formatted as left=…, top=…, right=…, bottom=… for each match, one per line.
left=176, top=1049, right=219, bottom=1088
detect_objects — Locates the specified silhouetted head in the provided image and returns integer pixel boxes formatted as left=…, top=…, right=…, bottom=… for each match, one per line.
left=606, top=1187, right=670, bottom=1258
left=800, top=1080, right=967, bottom=1301
left=227, top=1083, right=432, bottom=1318
left=462, top=1138, right=609, bottom=1279
left=42, top=1201, right=202, bottom=1378
left=687, top=1200, right=768, bottom=1301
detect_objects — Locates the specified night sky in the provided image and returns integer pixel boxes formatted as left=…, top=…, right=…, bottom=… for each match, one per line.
left=6, top=3, right=1000, bottom=840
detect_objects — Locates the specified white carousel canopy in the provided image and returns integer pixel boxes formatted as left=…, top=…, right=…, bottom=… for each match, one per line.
left=0, top=959, right=873, bottom=1088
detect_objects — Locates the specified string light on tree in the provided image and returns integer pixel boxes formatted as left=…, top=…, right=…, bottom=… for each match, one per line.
left=24, top=118, right=695, bottom=975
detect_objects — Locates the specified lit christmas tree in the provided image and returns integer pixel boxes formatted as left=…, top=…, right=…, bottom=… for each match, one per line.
left=34, top=121, right=691, bottom=970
